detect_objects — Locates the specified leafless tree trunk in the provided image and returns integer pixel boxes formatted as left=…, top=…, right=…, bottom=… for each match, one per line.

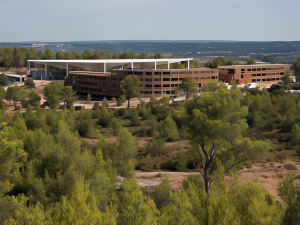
left=195, top=141, right=216, bottom=195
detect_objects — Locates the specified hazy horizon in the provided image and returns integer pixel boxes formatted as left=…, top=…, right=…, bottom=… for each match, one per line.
left=1, top=0, right=299, bottom=42
left=1, top=40, right=300, bottom=43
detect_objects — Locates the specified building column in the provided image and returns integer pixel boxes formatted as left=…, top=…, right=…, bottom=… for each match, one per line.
left=187, top=60, right=190, bottom=69
left=28, top=62, right=31, bottom=75
left=154, top=61, right=157, bottom=70
left=44, top=64, right=47, bottom=80
left=66, top=63, right=69, bottom=78
left=167, top=61, right=170, bottom=69
left=131, top=62, right=134, bottom=70
left=104, top=63, right=106, bottom=73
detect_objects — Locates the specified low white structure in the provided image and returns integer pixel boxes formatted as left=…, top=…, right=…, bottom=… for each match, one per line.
left=27, top=58, right=193, bottom=78
left=3, top=73, right=27, bottom=83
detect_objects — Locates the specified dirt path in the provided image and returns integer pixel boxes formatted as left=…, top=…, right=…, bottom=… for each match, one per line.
left=135, top=157, right=300, bottom=199
left=135, top=171, right=199, bottom=189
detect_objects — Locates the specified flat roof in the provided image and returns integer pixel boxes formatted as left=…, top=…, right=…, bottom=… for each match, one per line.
left=27, top=58, right=194, bottom=72
left=27, top=58, right=193, bottom=64
left=218, top=64, right=289, bottom=69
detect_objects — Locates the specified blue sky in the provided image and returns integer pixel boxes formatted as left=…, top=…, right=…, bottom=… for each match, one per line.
left=0, top=0, right=299, bottom=42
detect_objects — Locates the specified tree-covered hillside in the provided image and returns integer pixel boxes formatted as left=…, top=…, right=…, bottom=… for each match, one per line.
left=0, top=82, right=299, bottom=225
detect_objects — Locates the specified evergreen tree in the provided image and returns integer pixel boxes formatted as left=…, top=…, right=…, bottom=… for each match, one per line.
left=278, top=175, right=300, bottom=225
left=50, top=178, right=116, bottom=225
left=118, top=178, right=159, bottom=225
left=120, top=76, right=140, bottom=108
left=24, top=78, right=35, bottom=88
left=184, top=88, right=269, bottom=194
left=179, top=77, right=197, bottom=99
left=0, top=74, right=10, bottom=86
left=282, top=70, right=292, bottom=90
left=159, top=116, right=180, bottom=142
left=43, top=82, right=64, bottom=108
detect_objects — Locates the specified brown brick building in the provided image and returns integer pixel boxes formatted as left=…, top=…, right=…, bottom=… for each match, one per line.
left=218, top=64, right=290, bottom=84
left=27, top=59, right=291, bottom=99
left=65, top=68, right=219, bottom=98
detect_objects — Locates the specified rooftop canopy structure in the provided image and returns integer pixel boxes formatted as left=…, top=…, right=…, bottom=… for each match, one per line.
left=27, top=58, right=193, bottom=77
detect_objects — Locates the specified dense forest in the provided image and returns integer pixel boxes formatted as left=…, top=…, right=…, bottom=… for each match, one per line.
left=1, top=47, right=300, bottom=80
left=0, top=47, right=165, bottom=69
left=0, top=80, right=299, bottom=224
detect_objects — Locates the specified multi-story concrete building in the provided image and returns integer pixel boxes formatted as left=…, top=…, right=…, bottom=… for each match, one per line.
left=27, top=58, right=218, bottom=98
left=218, top=64, right=290, bottom=85
left=64, top=68, right=218, bottom=98
left=27, top=59, right=291, bottom=99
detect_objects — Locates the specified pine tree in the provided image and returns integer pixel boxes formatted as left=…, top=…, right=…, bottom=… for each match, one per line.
left=118, top=178, right=159, bottom=225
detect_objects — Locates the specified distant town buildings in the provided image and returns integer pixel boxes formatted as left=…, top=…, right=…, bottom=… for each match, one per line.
left=27, top=59, right=291, bottom=99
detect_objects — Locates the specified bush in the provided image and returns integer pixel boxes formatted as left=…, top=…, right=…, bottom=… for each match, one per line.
left=77, top=110, right=99, bottom=138
left=97, top=107, right=113, bottom=127
left=160, top=160, right=177, bottom=171
left=159, top=116, right=180, bottom=142
left=133, top=126, right=155, bottom=137
left=144, top=138, right=170, bottom=157
left=129, top=110, right=141, bottom=126
left=137, top=154, right=154, bottom=171
left=117, top=95, right=126, bottom=106
left=291, top=124, right=300, bottom=145
left=102, top=98, right=109, bottom=108
left=24, top=77, right=35, bottom=88
left=152, top=178, right=171, bottom=208
left=0, top=73, right=10, bottom=86
left=176, top=151, right=188, bottom=171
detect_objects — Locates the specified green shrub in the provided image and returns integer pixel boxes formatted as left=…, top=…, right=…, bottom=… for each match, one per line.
left=0, top=73, right=10, bottom=86
left=160, top=160, right=177, bottom=171
left=133, top=126, right=155, bottom=137
left=159, top=116, right=180, bottom=142
left=24, top=77, right=35, bottom=88
left=291, top=124, right=300, bottom=145
left=137, top=154, right=154, bottom=171
left=144, top=138, right=170, bottom=157
left=176, top=151, right=188, bottom=171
